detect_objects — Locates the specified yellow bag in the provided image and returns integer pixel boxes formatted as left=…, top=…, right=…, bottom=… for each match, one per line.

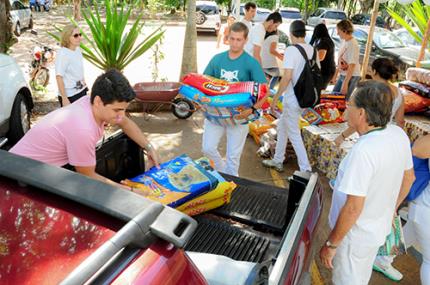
left=181, top=197, right=227, bottom=216
left=176, top=181, right=236, bottom=211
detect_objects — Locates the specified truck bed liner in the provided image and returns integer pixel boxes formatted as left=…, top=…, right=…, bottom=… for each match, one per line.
left=212, top=181, right=289, bottom=233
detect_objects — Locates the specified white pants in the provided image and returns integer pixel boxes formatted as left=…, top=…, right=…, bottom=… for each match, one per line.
left=405, top=201, right=430, bottom=285
left=273, top=94, right=311, bottom=171
left=201, top=119, right=249, bottom=177
left=332, top=239, right=380, bottom=285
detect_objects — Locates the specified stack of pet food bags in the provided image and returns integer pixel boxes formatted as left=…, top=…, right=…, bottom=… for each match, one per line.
left=399, top=68, right=430, bottom=116
left=123, top=155, right=236, bottom=216
left=301, top=92, right=345, bottom=126
left=180, top=73, right=268, bottom=126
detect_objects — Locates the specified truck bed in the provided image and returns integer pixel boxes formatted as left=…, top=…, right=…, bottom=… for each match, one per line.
left=95, top=131, right=311, bottom=266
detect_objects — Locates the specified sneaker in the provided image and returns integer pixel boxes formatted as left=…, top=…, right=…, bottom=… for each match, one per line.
left=329, top=179, right=336, bottom=190
left=262, top=159, right=284, bottom=172
left=373, top=263, right=403, bottom=282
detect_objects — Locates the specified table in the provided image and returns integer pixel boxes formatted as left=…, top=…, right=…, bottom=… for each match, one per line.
left=302, top=116, right=430, bottom=179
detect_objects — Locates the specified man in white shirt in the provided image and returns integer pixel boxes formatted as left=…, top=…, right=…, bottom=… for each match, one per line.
left=240, top=2, right=256, bottom=32
left=262, top=20, right=316, bottom=172
left=245, top=12, right=282, bottom=65
left=319, top=80, right=415, bottom=285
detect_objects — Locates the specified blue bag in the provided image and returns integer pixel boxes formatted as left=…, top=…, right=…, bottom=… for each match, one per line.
left=406, top=155, right=430, bottom=201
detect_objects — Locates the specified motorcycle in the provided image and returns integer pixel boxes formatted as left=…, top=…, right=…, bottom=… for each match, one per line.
left=29, top=42, right=55, bottom=90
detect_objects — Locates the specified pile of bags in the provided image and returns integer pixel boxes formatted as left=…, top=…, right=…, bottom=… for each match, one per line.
left=123, top=155, right=236, bottom=216
left=399, top=68, right=430, bottom=115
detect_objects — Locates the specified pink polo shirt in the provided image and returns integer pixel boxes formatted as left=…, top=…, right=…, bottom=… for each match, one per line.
left=10, top=96, right=104, bottom=167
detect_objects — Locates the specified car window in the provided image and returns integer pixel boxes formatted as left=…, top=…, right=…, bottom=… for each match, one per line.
left=397, top=31, right=420, bottom=46
left=11, top=1, right=20, bottom=10
left=352, top=29, right=368, bottom=44
left=311, top=9, right=324, bottom=17
left=196, top=5, right=218, bottom=15
left=328, top=27, right=340, bottom=41
left=325, top=11, right=346, bottom=20
left=374, top=31, right=405, bottom=49
left=280, top=11, right=302, bottom=19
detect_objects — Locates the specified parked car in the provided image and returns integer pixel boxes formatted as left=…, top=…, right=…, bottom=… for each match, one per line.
left=307, top=8, right=346, bottom=26
left=196, top=0, right=221, bottom=35
left=0, top=54, right=33, bottom=148
left=351, top=13, right=386, bottom=28
left=0, top=130, right=324, bottom=284
left=394, top=28, right=422, bottom=49
left=253, top=7, right=272, bottom=23
left=279, top=7, right=302, bottom=24
left=278, top=23, right=314, bottom=46
left=327, top=25, right=430, bottom=79
left=10, top=0, right=33, bottom=36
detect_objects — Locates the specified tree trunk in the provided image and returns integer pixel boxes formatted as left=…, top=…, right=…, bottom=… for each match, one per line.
left=180, top=0, right=197, bottom=79
left=303, top=0, right=309, bottom=21
left=359, top=0, right=373, bottom=14
left=73, top=0, right=81, bottom=21
left=0, top=0, right=15, bottom=53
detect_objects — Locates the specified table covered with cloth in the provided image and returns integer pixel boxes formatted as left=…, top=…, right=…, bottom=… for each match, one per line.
left=302, top=116, right=430, bottom=179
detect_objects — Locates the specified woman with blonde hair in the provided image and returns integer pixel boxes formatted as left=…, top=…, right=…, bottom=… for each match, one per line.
left=332, top=19, right=361, bottom=100
left=55, top=24, right=87, bottom=106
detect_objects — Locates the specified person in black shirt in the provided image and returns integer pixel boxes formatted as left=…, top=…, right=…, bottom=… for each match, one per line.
left=310, top=24, right=336, bottom=89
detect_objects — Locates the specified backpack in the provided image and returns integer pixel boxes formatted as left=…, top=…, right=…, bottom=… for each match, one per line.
left=293, top=44, right=323, bottom=108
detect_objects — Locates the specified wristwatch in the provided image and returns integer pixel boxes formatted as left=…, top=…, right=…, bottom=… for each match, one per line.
left=325, top=240, right=338, bottom=249
left=145, top=143, right=153, bottom=151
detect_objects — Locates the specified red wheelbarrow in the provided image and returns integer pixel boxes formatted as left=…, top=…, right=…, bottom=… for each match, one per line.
left=133, top=82, right=196, bottom=119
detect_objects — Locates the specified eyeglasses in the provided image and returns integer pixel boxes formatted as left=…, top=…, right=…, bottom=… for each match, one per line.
left=73, top=33, right=82, bottom=38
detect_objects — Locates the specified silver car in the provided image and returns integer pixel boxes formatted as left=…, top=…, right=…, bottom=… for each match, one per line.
left=10, top=0, right=33, bottom=36
left=307, top=8, right=346, bottom=27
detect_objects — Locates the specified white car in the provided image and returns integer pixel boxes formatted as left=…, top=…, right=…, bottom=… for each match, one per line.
left=196, top=1, right=221, bottom=35
left=279, top=7, right=302, bottom=24
left=0, top=54, right=33, bottom=147
left=253, top=7, right=272, bottom=23
left=10, top=0, right=33, bottom=36
left=394, top=28, right=422, bottom=49
left=307, top=8, right=346, bottom=26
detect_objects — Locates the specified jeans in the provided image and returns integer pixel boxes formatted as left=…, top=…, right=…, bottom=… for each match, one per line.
left=333, top=75, right=361, bottom=100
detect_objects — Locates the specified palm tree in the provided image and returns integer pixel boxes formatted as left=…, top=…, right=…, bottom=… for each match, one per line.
left=180, top=0, right=198, bottom=79
left=73, top=0, right=81, bottom=21
left=0, top=0, right=15, bottom=53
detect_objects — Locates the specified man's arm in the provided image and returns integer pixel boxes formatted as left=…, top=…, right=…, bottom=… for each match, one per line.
left=412, top=134, right=430, bottom=159
left=118, top=116, right=160, bottom=167
left=253, top=45, right=263, bottom=65
left=270, top=68, right=292, bottom=110
left=75, top=165, right=130, bottom=190
left=396, top=168, right=415, bottom=210
left=320, top=194, right=365, bottom=269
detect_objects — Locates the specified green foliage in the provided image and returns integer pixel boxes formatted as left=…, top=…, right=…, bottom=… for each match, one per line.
left=387, top=1, right=430, bottom=48
left=49, top=0, right=164, bottom=71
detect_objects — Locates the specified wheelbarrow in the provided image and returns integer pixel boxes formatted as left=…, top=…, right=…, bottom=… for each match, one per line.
left=133, top=82, right=196, bottom=119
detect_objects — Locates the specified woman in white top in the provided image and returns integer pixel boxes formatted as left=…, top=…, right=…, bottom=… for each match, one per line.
left=216, top=15, right=236, bottom=49
left=332, top=20, right=361, bottom=100
left=335, top=57, right=404, bottom=147
left=410, top=135, right=430, bottom=285
left=261, top=30, right=283, bottom=90
left=55, top=24, right=87, bottom=107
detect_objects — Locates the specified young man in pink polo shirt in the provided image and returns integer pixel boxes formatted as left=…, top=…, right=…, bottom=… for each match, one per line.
left=10, top=69, right=160, bottom=189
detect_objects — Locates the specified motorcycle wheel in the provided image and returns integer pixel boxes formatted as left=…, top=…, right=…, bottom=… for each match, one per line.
left=31, top=67, right=50, bottom=89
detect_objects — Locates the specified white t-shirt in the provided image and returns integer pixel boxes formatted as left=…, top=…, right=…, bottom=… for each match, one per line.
left=55, top=47, right=87, bottom=97
left=240, top=19, right=253, bottom=34
left=338, top=38, right=361, bottom=77
left=329, top=125, right=413, bottom=247
left=281, top=43, right=319, bottom=103
left=244, top=23, right=265, bottom=57
left=261, top=34, right=279, bottom=69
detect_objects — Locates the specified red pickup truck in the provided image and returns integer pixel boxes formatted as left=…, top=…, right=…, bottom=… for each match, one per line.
left=0, top=131, right=323, bottom=285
